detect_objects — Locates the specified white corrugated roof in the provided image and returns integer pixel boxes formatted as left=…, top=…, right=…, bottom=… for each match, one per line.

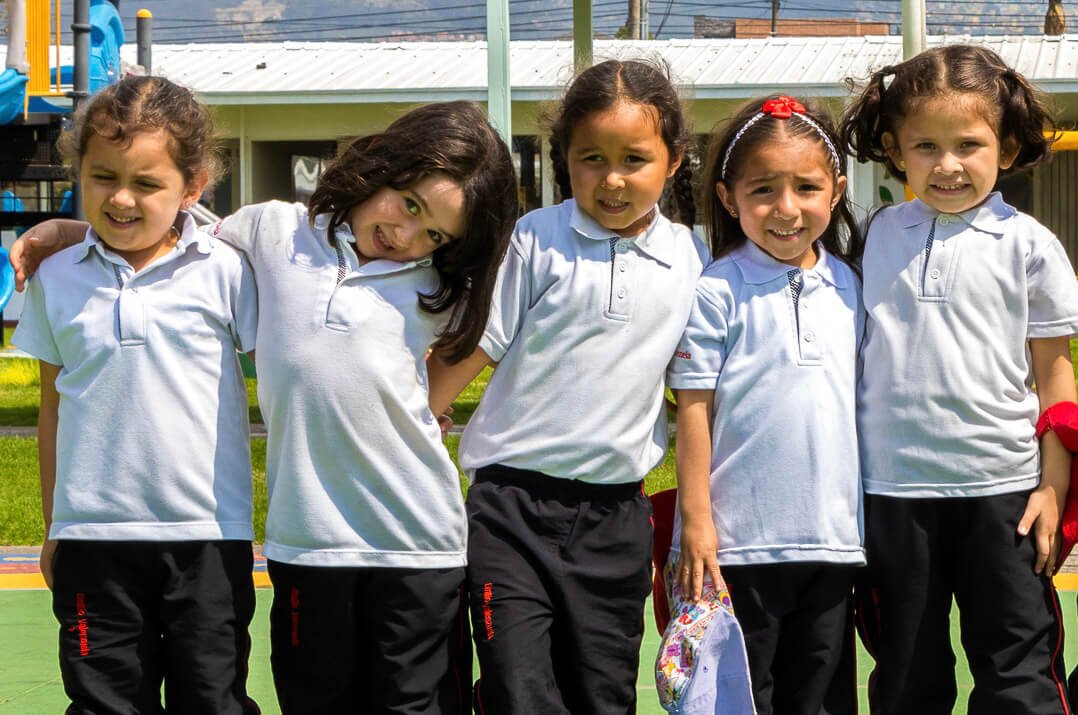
left=107, top=35, right=1078, bottom=105
left=5, top=35, right=1076, bottom=105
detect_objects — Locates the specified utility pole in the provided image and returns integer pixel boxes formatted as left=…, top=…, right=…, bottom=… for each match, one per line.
left=770, top=0, right=779, bottom=36
left=1045, top=0, right=1066, bottom=35
left=640, top=0, right=648, bottom=38
left=574, top=0, right=592, bottom=70
left=901, top=0, right=926, bottom=59
left=628, top=0, right=640, bottom=38
left=486, top=0, right=511, bottom=142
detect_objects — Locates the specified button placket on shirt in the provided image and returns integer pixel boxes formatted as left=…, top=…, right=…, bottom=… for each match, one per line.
left=795, top=272, right=823, bottom=364
left=111, top=262, right=148, bottom=346
left=606, top=238, right=634, bottom=320
left=920, top=215, right=960, bottom=300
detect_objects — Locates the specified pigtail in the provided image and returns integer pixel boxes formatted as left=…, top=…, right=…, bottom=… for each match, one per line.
left=547, top=132, right=574, bottom=201
left=998, top=68, right=1057, bottom=172
left=671, top=161, right=696, bottom=227
left=840, top=66, right=903, bottom=181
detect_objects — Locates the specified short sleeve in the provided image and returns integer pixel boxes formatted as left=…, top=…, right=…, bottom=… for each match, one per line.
left=666, top=273, right=731, bottom=391
left=205, top=203, right=265, bottom=262
left=229, top=249, right=259, bottom=352
left=1026, top=225, right=1078, bottom=338
left=478, top=233, right=530, bottom=362
left=11, top=273, right=62, bottom=365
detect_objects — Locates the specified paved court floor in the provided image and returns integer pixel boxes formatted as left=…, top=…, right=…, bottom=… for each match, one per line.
left=2, top=555, right=1078, bottom=713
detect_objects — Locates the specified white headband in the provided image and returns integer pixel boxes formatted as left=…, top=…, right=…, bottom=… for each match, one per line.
left=720, top=96, right=842, bottom=180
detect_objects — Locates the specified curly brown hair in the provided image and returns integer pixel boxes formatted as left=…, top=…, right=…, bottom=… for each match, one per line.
left=60, top=75, right=222, bottom=187
left=308, top=101, right=518, bottom=362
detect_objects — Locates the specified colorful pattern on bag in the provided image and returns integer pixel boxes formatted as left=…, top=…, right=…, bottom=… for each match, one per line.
left=655, top=560, right=736, bottom=708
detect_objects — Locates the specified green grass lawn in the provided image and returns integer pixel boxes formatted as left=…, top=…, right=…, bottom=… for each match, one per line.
left=0, top=431, right=675, bottom=546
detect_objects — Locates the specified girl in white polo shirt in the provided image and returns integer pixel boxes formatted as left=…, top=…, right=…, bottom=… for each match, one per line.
left=842, top=45, right=1078, bottom=714
left=428, top=59, right=708, bottom=714
left=206, top=102, right=517, bottom=714
left=15, top=102, right=519, bottom=714
left=667, top=95, right=865, bottom=715
left=14, top=76, right=260, bottom=714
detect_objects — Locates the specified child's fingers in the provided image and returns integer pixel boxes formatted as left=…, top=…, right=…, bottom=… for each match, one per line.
left=1033, top=523, right=1052, bottom=575
left=707, top=560, right=723, bottom=594
left=1017, top=499, right=1039, bottom=537
left=1047, top=535, right=1061, bottom=577
left=10, top=236, right=42, bottom=292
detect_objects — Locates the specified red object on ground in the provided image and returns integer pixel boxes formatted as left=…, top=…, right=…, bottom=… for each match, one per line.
left=651, top=488, right=678, bottom=633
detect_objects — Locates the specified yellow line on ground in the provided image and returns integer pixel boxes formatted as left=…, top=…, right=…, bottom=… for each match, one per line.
left=1054, top=573, right=1078, bottom=590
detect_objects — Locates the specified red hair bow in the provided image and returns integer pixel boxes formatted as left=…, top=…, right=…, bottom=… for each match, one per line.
left=762, top=96, right=806, bottom=119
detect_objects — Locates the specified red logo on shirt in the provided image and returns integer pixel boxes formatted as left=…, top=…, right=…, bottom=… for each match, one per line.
left=675, top=350, right=692, bottom=360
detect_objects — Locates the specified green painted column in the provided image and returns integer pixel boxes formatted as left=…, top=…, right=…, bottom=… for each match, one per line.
left=574, top=0, right=593, bottom=71
left=487, top=0, right=511, bottom=142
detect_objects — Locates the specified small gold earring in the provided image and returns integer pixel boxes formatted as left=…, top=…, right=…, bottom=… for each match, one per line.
left=897, top=160, right=906, bottom=170
left=729, top=210, right=738, bottom=218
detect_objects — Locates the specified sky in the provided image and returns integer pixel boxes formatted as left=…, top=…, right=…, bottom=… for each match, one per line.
left=5, top=1, right=1064, bottom=44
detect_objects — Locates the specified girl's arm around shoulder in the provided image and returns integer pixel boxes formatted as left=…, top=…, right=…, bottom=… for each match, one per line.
left=206, top=200, right=307, bottom=262
left=674, top=389, right=722, bottom=602
left=1021, top=335, right=1078, bottom=575
left=10, top=219, right=88, bottom=291
left=427, top=347, right=495, bottom=419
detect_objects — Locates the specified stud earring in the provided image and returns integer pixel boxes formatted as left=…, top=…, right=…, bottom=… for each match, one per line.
left=729, top=210, right=738, bottom=218
left=897, top=160, right=906, bottom=170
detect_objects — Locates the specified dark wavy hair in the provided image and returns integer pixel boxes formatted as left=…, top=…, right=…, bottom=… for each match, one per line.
left=841, top=44, right=1057, bottom=183
left=546, top=58, right=696, bottom=226
left=308, top=101, right=518, bottom=362
left=60, top=75, right=222, bottom=187
left=704, top=95, right=863, bottom=268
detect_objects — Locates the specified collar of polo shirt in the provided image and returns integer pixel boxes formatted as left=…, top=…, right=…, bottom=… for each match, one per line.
left=897, top=191, right=1016, bottom=236
left=568, top=199, right=675, bottom=267
left=733, top=239, right=847, bottom=288
left=76, top=211, right=209, bottom=264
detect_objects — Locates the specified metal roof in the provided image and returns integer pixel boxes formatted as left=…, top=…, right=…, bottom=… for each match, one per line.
left=113, top=35, right=1078, bottom=104
left=4, top=35, right=1075, bottom=105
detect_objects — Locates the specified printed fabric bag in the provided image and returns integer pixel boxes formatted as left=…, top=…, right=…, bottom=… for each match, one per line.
left=655, top=560, right=755, bottom=714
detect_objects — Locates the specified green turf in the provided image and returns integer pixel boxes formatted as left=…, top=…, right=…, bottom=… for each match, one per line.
left=2, top=588, right=1077, bottom=713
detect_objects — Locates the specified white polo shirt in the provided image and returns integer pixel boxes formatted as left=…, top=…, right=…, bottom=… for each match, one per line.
left=459, top=199, right=709, bottom=484
left=860, top=193, right=1078, bottom=497
left=667, top=241, right=865, bottom=565
left=208, top=201, right=466, bottom=568
left=14, top=214, right=257, bottom=541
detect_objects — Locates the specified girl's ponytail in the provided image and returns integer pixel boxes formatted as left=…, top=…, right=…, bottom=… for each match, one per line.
left=998, top=67, right=1057, bottom=172
left=671, top=161, right=696, bottom=227
left=547, top=133, right=575, bottom=201
left=840, top=66, right=902, bottom=181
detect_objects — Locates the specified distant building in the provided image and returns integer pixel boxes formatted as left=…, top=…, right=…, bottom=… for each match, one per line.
left=695, top=16, right=891, bottom=39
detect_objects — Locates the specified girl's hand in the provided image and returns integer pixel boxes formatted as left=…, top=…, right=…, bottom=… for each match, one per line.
left=675, top=516, right=723, bottom=603
left=1018, top=484, right=1063, bottom=576
left=39, top=539, right=58, bottom=591
left=437, top=406, right=454, bottom=441
left=11, top=219, right=88, bottom=290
